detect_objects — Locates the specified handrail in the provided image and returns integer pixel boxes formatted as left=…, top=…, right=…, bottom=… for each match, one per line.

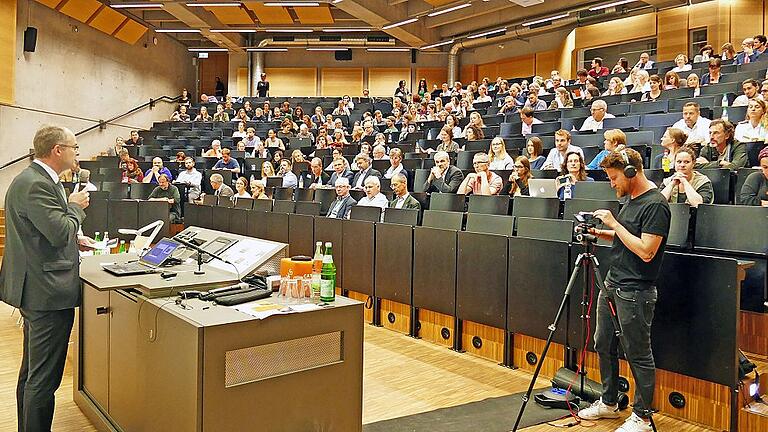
left=0, top=95, right=180, bottom=171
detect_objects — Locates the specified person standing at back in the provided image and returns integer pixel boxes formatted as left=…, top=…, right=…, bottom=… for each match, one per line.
left=0, top=125, right=93, bottom=432
left=257, top=73, right=270, bottom=98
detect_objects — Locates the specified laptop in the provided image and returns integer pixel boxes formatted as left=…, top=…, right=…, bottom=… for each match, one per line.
left=528, top=178, right=558, bottom=198
left=101, top=238, right=181, bottom=276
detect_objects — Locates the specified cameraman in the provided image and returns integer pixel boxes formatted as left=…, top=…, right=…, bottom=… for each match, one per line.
left=578, top=149, right=670, bottom=432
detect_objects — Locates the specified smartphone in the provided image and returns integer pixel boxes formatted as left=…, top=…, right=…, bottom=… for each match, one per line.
left=558, top=177, right=569, bottom=184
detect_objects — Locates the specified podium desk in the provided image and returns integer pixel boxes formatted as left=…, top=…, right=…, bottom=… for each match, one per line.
left=75, top=255, right=364, bottom=432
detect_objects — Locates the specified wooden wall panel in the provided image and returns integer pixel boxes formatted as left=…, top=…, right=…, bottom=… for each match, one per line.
left=557, top=29, right=576, bottom=80
left=321, top=67, right=363, bottom=97
left=731, top=0, right=764, bottom=46
left=368, top=68, right=409, bottom=97
left=496, top=55, right=534, bottom=79
left=0, top=0, right=16, bottom=105
left=535, top=50, right=557, bottom=78
left=113, top=19, right=147, bottom=45
left=89, top=7, right=127, bottom=36
left=36, top=0, right=62, bottom=7
left=476, top=63, right=498, bottom=82
left=657, top=7, right=688, bottom=62
left=575, top=13, right=657, bottom=49
left=199, top=53, right=230, bottom=97
left=59, top=0, right=101, bottom=23
left=459, top=64, right=477, bottom=84
left=415, top=67, right=447, bottom=91
left=237, top=67, right=249, bottom=97
left=263, top=67, right=317, bottom=96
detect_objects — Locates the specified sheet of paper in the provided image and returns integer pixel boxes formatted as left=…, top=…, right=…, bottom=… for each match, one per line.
left=207, top=239, right=274, bottom=275
left=232, top=300, right=323, bottom=320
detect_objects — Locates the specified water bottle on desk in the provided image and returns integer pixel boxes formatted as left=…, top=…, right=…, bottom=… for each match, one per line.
left=320, top=242, right=336, bottom=303
left=94, top=232, right=101, bottom=255
left=721, top=94, right=729, bottom=121
left=102, top=231, right=110, bottom=255
left=564, top=183, right=572, bottom=200
left=312, top=241, right=323, bottom=299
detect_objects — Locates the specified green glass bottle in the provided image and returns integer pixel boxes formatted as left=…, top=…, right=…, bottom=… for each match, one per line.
left=94, top=232, right=101, bottom=256
left=320, top=242, right=336, bottom=302
left=118, top=240, right=126, bottom=254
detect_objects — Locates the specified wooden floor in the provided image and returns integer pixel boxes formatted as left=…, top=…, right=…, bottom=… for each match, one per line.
left=0, top=301, right=713, bottom=431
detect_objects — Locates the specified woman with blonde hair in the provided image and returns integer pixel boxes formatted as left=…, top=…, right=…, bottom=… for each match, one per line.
left=250, top=179, right=269, bottom=200
left=488, top=137, right=514, bottom=170
left=549, top=87, right=574, bottom=109
left=721, top=42, right=736, bottom=61
left=671, top=54, right=691, bottom=73
left=602, top=77, right=626, bottom=96
left=735, top=98, right=768, bottom=142
left=587, top=129, right=627, bottom=170
left=261, top=161, right=276, bottom=181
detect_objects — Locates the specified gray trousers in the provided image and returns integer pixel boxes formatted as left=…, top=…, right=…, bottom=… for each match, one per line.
left=594, top=284, right=657, bottom=419
left=17, top=308, right=75, bottom=432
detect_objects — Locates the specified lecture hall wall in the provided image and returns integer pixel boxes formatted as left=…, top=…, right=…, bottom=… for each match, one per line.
left=0, top=0, right=195, bottom=201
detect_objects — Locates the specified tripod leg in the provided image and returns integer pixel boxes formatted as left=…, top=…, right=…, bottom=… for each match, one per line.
left=511, top=254, right=586, bottom=431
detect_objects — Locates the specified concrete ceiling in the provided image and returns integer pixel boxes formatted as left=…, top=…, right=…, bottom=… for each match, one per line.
left=104, top=0, right=698, bottom=51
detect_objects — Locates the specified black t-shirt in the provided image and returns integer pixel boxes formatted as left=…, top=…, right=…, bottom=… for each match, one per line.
left=257, top=81, right=269, bottom=97
left=606, top=188, right=671, bottom=291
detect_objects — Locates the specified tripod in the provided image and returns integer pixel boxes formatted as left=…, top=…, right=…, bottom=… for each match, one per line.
left=511, top=236, right=658, bottom=432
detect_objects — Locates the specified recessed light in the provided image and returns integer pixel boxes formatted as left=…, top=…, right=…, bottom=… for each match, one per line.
left=188, top=47, right=229, bottom=52
left=427, top=3, right=470, bottom=17
left=420, top=39, right=454, bottom=50
left=246, top=48, right=289, bottom=51
left=185, top=2, right=242, bottom=6
left=210, top=29, right=258, bottom=33
left=264, top=2, right=320, bottom=6
left=265, top=28, right=313, bottom=33
left=156, top=29, right=202, bottom=33
left=110, top=3, right=164, bottom=8
left=382, top=18, right=418, bottom=30
left=521, top=13, right=569, bottom=27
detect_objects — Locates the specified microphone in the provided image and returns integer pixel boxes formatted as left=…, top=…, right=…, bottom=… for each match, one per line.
left=174, top=236, right=234, bottom=266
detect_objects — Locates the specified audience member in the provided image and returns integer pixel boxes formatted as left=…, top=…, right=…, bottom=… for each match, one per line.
left=557, top=152, right=594, bottom=200
left=232, top=177, right=251, bottom=200
left=739, top=147, right=768, bottom=206
left=203, top=139, right=223, bottom=157
left=329, top=157, right=355, bottom=186
left=543, top=130, right=584, bottom=170
left=508, top=156, right=532, bottom=196
left=59, top=159, right=81, bottom=183
left=73, top=169, right=97, bottom=192
left=384, top=148, right=409, bottom=180
left=735, top=99, right=768, bottom=142
left=106, top=136, right=124, bottom=156
left=671, top=54, right=691, bottom=73
left=170, top=105, right=191, bottom=122
left=633, top=52, right=655, bottom=70
left=148, top=174, right=181, bottom=223
left=520, top=107, right=543, bottom=135
left=588, top=57, right=610, bottom=78
left=653, top=128, right=688, bottom=170
left=664, top=71, right=681, bottom=90
left=212, top=104, right=229, bottom=122
left=194, top=106, right=212, bottom=122
left=526, top=137, right=546, bottom=170
left=661, top=147, right=714, bottom=207
left=278, top=159, right=298, bottom=188
left=587, top=129, right=626, bottom=170
left=697, top=119, right=747, bottom=170
left=302, top=157, right=330, bottom=189
left=250, top=179, right=269, bottom=199
left=143, top=157, right=173, bottom=184
left=488, top=137, right=514, bottom=170
left=123, top=158, right=143, bottom=183
left=212, top=148, right=240, bottom=174
left=357, top=176, right=388, bottom=212
left=326, top=178, right=357, bottom=219
left=351, top=153, right=382, bottom=190
left=389, top=173, right=420, bottom=209
left=641, top=74, right=663, bottom=101
left=424, top=151, right=464, bottom=193
left=671, top=102, right=711, bottom=144
left=457, top=152, right=502, bottom=195
left=732, top=79, right=761, bottom=106
left=736, top=38, right=754, bottom=65
left=580, top=99, right=615, bottom=132
left=694, top=44, right=714, bottom=63
left=175, top=157, right=202, bottom=202
left=721, top=43, right=736, bottom=61
left=524, top=85, right=548, bottom=111
left=264, top=129, right=285, bottom=151
left=701, top=58, right=724, bottom=85
left=752, top=34, right=767, bottom=60
left=686, top=73, right=701, bottom=97
left=208, top=173, right=234, bottom=198
left=260, top=160, right=276, bottom=181
left=126, top=130, right=143, bottom=146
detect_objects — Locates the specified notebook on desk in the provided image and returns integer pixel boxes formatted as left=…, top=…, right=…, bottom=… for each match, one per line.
left=101, top=238, right=181, bottom=276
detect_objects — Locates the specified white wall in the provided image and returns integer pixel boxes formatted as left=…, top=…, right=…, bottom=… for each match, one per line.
left=0, top=2, right=196, bottom=201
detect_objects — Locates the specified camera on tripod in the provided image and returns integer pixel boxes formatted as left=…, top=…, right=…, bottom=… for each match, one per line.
left=573, top=212, right=600, bottom=244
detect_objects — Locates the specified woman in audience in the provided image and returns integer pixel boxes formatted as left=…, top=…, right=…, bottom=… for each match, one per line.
left=332, top=100, right=350, bottom=116
left=587, top=129, right=627, bottom=170
left=170, top=105, right=191, bottom=122
left=243, top=100, right=254, bottom=116
left=508, top=156, right=532, bottom=196
left=465, top=125, right=484, bottom=142
left=456, top=99, right=470, bottom=118
left=549, top=87, right=574, bottom=109
left=232, top=177, right=251, bottom=200
left=630, top=69, right=651, bottom=93
left=395, top=80, right=409, bottom=99
left=261, top=161, right=276, bottom=181
left=671, top=54, right=692, bottom=73
left=664, top=71, right=681, bottom=90
left=623, top=67, right=639, bottom=89
left=739, top=147, right=768, bottom=206
left=488, top=137, right=514, bottom=170
left=434, top=126, right=460, bottom=153
left=293, top=106, right=305, bottom=121
left=735, top=98, right=768, bottom=142
left=264, top=129, right=285, bottom=151
left=236, top=140, right=246, bottom=153
left=278, top=119, right=295, bottom=139
left=653, top=127, right=687, bottom=170
left=685, top=73, right=701, bottom=97
left=444, top=114, right=462, bottom=139
left=601, top=77, right=625, bottom=96
left=694, top=44, right=714, bottom=63
left=525, top=136, right=546, bottom=170
left=212, top=104, right=230, bottom=122
left=556, top=151, right=594, bottom=200
left=661, top=146, right=714, bottom=207
left=272, top=107, right=283, bottom=121
left=641, top=74, right=663, bottom=101
left=272, top=150, right=284, bottom=166
left=374, top=133, right=388, bottom=149
left=233, top=108, right=250, bottom=123
left=251, top=107, right=268, bottom=122
left=311, top=106, right=324, bottom=124
left=123, top=159, right=144, bottom=183
left=721, top=43, right=736, bottom=61
left=323, top=114, right=335, bottom=131
left=194, top=106, right=212, bottom=122
left=315, top=134, right=332, bottom=150
left=496, top=80, right=510, bottom=97
left=417, top=78, right=428, bottom=98
left=434, top=97, right=444, bottom=114
left=612, top=57, right=629, bottom=74
left=332, top=129, right=348, bottom=148
left=224, top=101, right=236, bottom=117
left=302, top=115, right=315, bottom=131
left=349, top=125, right=364, bottom=146
left=463, top=111, right=485, bottom=135
left=179, top=88, right=191, bottom=106
left=250, top=179, right=269, bottom=200
left=107, top=136, right=124, bottom=156
left=233, top=121, right=247, bottom=139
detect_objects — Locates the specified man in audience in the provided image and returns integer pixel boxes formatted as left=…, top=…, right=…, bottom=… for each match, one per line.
left=588, top=57, right=609, bottom=78
left=73, top=169, right=98, bottom=192
left=143, top=157, right=173, bottom=184
left=213, top=148, right=241, bottom=174
left=498, top=95, right=518, bottom=116
left=302, top=157, right=330, bottom=188
left=362, top=121, right=376, bottom=139
left=424, top=151, right=464, bottom=193
left=524, top=85, right=547, bottom=111
left=672, top=102, right=711, bottom=144
left=457, top=152, right=503, bottom=195
left=296, top=124, right=315, bottom=142
left=384, top=148, right=409, bottom=181
left=543, top=129, right=585, bottom=170
left=373, top=145, right=389, bottom=161
left=580, top=99, right=616, bottom=132
left=326, top=178, right=356, bottom=219
left=696, top=119, right=747, bottom=170
left=203, top=139, right=223, bottom=157
left=59, top=159, right=81, bottom=183
left=243, top=127, right=261, bottom=148
left=278, top=158, right=298, bottom=188
left=351, top=153, right=382, bottom=190
left=736, top=38, right=754, bottom=65
left=148, top=174, right=181, bottom=223
left=389, top=173, right=421, bottom=209
left=208, top=173, right=234, bottom=198
left=175, top=157, right=202, bottom=202
left=383, top=117, right=399, bottom=134
left=732, top=79, right=762, bottom=106
left=126, top=130, right=143, bottom=146
left=520, top=107, right=543, bottom=135
left=752, top=34, right=767, bottom=61
left=329, top=158, right=354, bottom=186
left=633, top=52, right=655, bottom=70
left=357, top=176, right=388, bottom=211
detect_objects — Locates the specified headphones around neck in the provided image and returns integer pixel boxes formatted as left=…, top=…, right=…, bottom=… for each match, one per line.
left=620, top=149, right=637, bottom=178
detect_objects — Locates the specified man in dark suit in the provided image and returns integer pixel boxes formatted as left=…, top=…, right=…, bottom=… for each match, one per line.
left=0, top=125, right=92, bottom=432
left=328, top=157, right=354, bottom=187
left=389, top=173, right=421, bottom=210
left=301, top=157, right=330, bottom=189
left=326, top=178, right=357, bottom=219
left=351, top=153, right=382, bottom=190
left=423, top=151, right=465, bottom=193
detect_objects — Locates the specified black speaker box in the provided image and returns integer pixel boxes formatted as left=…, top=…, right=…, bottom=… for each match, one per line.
left=24, top=27, right=37, bottom=52
left=411, top=48, right=417, bottom=64
left=335, top=49, right=352, bottom=61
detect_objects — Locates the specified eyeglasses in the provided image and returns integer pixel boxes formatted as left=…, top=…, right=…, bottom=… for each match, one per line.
left=59, top=144, right=79, bottom=151
left=472, top=161, right=489, bottom=166
left=590, top=108, right=605, bottom=112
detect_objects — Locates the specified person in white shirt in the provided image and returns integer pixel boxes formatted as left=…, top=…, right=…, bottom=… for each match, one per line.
left=174, top=157, right=203, bottom=202
left=735, top=98, right=768, bottom=142
left=520, top=107, right=543, bottom=135
left=580, top=100, right=615, bottom=132
left=278, top=159, right=298, bottom=188
left=671, top=102, right=711, bottom=145
left=633, top=52, right=655, bottom=70
left=543, top=129, right=585, bottom=170
left=357, top=176, right=388, bottom=213
left=232, top=122, right=247, bottom=139
left=232, top=177, right=251, bottom=200
left=472, top=85, right=493, bottom=108
left=488, top=137, right=514, bottom=170
left=671, top=53, right=692, bottom=73
left=732, top=79, right=762, bottom=107
left=384, top=148, right=406, bottom=179
left=73, top=169, right=98, bottom=192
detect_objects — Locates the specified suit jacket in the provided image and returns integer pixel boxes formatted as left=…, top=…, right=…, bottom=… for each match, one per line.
left=326, top=195, right=357, bottom=219
left=329, top=169, right=355, bottom=186
left=351, top=168, right=382, bottom=189
left=214, top=184, right=234, bottom=197
left=696, top=141, right=747, bottom=170
left=300, top=171, right=330, bottom=187
left=389, top=194, right=421, bottom=210
left=424, top=165, right=465, bottom=193
left=0, top=163, right=86, bottom=310
left=736, top=51, right=752, bottom=65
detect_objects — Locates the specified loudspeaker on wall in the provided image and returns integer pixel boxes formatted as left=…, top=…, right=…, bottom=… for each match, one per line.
left=24, top=27, right=37, bottom=52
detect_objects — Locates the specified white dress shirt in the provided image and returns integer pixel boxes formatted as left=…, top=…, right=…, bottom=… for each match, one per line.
left=357, top=193, right=388, bottom=210
left=672, top=116, right=711, bottom=144
left=543, top=145, right=584, bottom=170
left=579, top=113, right=616, bottom=132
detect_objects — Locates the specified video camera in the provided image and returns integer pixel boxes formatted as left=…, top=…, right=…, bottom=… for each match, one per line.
left=573, top=212, right=600, bottom=244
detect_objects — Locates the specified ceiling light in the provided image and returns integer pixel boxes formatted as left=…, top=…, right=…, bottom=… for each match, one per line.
left=264, top=2, right=320, bottom=6
left=188, top=47, right=229, bottom=52
left=467, top=27, right=506, bottom=39
left=265, top=28, right=313, bottom=33
left=156, top=29, right=202, bottom=33
left=210, top=29, right=258, bottom=32
left=247, top=47, right=288, bottom=51
left=332, top=0, right=343, bottom=3
left=186, top=2, right=242, bottom=6
left=382, top=18, right=418, bottom=30
left=110, top=2, right=164, bottom=8
left=427, top=3, right=471, bottom=17
left=306, top=47, right=347, bottom=51
left=521, top=13, right=569, bottom=27
left=420, top=39, right=454, bottom=50
left=367, top=48, right=410, bottom=52
left=321, top=28, right=370, bottom=32
left=589, top=0, right=635, bottom=10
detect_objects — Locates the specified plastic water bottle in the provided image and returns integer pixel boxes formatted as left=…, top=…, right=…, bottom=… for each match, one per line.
left=312, top=242, right=323, bottom=299
left=320, top=242, right=336, bottom=303
left=102, top=231, right=110, bottom=255
left=662, top=155, right=671, bottom=173
left=128, top=240, right=136, bottom=254
left=721, top=94, right=729, bottom=121
left=94, top=232, right=101, bottom=255
left=564, top=183, right=573, bottom=200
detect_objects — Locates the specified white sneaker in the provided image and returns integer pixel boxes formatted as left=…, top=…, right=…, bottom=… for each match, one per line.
left=578, top=399, right=621, bottom=420
left=615, top=412, right=653, bottom=432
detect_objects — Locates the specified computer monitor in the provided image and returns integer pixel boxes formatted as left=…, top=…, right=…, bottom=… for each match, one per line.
left=140, top=238, right=181, bottom=267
